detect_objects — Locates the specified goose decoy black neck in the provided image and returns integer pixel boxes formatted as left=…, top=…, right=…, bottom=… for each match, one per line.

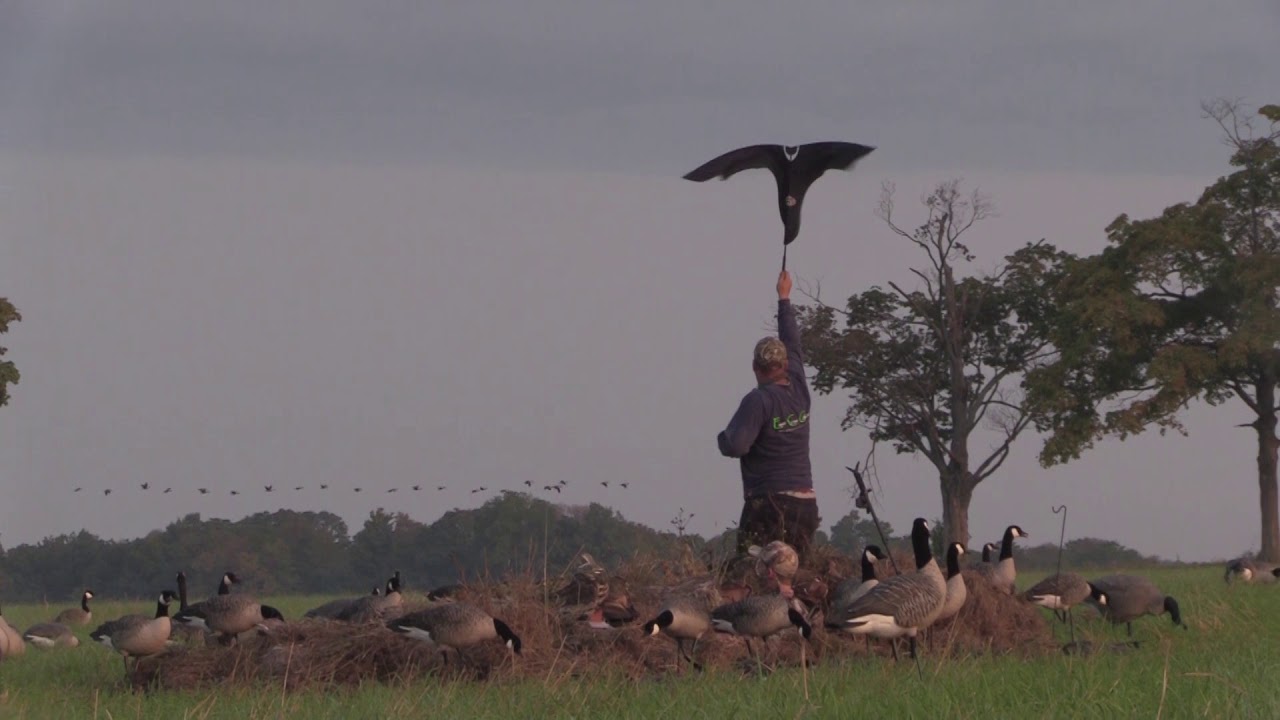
left=861, top=545, right=886, bottom=581
left=945, top=543, right=965, bottom=579
left=909, top=518, right=934, bottom=569
left=999, top=526, right=1027, bottom=560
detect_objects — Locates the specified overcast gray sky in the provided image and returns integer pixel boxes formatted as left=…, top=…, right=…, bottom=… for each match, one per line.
left=2, top=1, right=1278, bottom=562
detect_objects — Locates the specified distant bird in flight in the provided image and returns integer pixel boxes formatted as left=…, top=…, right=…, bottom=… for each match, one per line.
left=320, top=484, right=329, bottom=489
left=140, top=483, right=150, bottom=490
left=103, top=489, right=112, bottom=496
left=470, top=487, right=487, bottom=494
left=436, top=485, right=446, bottom=491
left=524, top=480, right=533, bottom=487
left=74, top=487, right=82, bottom=493
left=412, top=485, right=421, bottom=491
left=387, top=488, right=398, bottom=494
left=354, top=488, right=362, bottom=493
left=198, top=488, right=209, bottom=495
left=295, top=486, right=304, bottom=491
left=621, top=483, right=629, bottom=489
left=264, top=485, right=274, bottom=492
left=544, top=485, right=562, bottom=494
left=230, top=490, right=240, bottom=496
left=683, top=141, right=875, bottom=269
left=163, top=488, right=172, bottom=494
left=601, top=482, right=609, bottom=488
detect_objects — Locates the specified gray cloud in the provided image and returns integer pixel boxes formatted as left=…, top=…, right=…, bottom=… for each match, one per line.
left=1, top=1, right=1276, bottom=173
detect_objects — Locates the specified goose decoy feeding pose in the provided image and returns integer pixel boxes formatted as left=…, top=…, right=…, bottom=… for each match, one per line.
left=23, top=622, right=80, bottom=649
left=387, top=602, right=522, bottom=667
left=1086, top=574, right=1186, bottom=640
left=683, top=141, right=875, bottom=269
left=711, top=593, right=812, bottom=673
left=643, top=594, right=713, bottom=672
left=1022, top=572, right=1103, bottom=643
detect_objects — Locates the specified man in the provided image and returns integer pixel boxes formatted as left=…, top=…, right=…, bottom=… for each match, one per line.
left=717, top=269, right=819, bottom=559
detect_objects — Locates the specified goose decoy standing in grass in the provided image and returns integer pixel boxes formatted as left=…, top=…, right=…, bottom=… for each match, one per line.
left=643, top=594, right=712, bottom=672
left=711, top=593, right=812, bottom=673
left=90, top=590, right=179, bottom=677
left=22, top=622, right=80, bottom=649
left=53, top=589, right=95, bottom=626
left=1022, top=572, right=1102, bottom=644
left=933, top=543, right=969, bottom=625
left=1086, top=574, right=1186, bottom=640
left=387, top=602, right=522, bottom=667
left=972, top=525, right=1027, bottom=594
left=830, top=545, right=889, bottom=615
left=825, top=518, right=946, bottom=662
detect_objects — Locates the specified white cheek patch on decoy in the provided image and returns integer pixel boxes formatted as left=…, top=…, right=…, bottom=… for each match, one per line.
left=506, top=639, right=515, bottom=649
left=94, top=636, right=115, bottom=649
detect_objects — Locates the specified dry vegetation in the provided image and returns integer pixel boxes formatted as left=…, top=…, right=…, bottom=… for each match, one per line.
left=134, top=549, right=1055, bottom=692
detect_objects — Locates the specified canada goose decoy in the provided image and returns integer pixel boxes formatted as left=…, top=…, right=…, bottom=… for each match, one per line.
left=427, top=584, right=464, bottom=601
left=304, top=585, right=379, bottom=620
left=825, top=518, right=946, bottom=662
left=23, top=622, right=80, bottom=649
left=90, top=590, right=179, bottom=677
left=643, top=594, right=712, bottom=671
left=972, top=525, right=1027, bottom=594
left=1086, top=575, right=1186, bottom=640
left=1224, top=557, right=1279, bottom=584
left=334, top=574, right=403, bottom=623
left=711, top=594, right=812, bottom=673
left=54, top=589, right=95, bottom=626
left=0, top=599, right=25, bottom=658
left=173, top=575, right=284, bottom=645
left=387, top=602, right=522, bottom=667
left=933, top=543, right=969, bottom=625
left=683, top=141, right=876, bottom=270
left=1022, top=572, right=1101, bottom=644
left=830, top=545, right=889, bottom=615
left=981, top=542, right=997, bottom=563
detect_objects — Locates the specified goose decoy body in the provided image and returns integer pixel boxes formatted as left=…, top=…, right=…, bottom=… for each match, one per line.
left=1022, top=571, right=1102, bottom=643
left=683, top=141, right=876, bottom=269
left=53, top=589, right=95, bottom=626
left=825, top=517, right=946, bottom=660
left=387, top=602, right=521, bottom=665
left=1086, top=574, right=1186, bottom=638
left=643, top=594, right=713, bottom=671
left=23, top=622, right=80, bottom=649
left=829, top=545, right=888, bottom=616
left=933, top=543, right=968, bottom=624
left=711, top=593, right=812, bottom=668
left=972, top=525, right=1027, bottom=594
left=90, top=590, right=179, bottom=676
left=0, top=600, right=25, bottom=658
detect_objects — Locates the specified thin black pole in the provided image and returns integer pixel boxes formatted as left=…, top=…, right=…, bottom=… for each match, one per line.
left=846, top=464, right=900, bottom=575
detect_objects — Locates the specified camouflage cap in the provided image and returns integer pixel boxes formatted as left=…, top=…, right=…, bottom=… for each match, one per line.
left=753, top=337, right=787, bottom=370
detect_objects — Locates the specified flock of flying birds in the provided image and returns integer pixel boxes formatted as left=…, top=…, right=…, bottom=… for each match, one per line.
left=72, top=478, right=632, bottom=498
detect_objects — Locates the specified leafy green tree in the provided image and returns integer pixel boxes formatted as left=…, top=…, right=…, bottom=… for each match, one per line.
left=800, top=181, right=1068, bottom=546
left=1029, top=100, right=1280, bottom=560
left=0, top=298, right=19, bottom=407
left=828, top=509, right=894, bottom=555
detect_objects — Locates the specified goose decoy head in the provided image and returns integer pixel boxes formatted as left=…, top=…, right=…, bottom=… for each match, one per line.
left=1164, top=597, right=1186, bottom=629
left=1089, top=585, right=1108, bottom=606
left=494, top=619, right=522, bottom=654
left=864, top=545, right=888, bottom=562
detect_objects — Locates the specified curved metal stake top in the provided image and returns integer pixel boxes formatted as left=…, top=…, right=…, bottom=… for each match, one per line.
left=1052, top=505, right=1067, bottom=581
left=845, top=464, right=900, bottom=575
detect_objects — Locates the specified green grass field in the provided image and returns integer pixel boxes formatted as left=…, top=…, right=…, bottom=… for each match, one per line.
left=1, top=566, right=1277, bottom=719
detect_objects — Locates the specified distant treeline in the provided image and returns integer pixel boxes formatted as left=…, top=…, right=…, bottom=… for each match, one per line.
left=0, top=492, right=1168, bottom=603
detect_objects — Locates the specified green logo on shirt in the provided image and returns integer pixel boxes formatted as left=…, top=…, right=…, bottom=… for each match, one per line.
left=771, top=411, right=809, bottom=431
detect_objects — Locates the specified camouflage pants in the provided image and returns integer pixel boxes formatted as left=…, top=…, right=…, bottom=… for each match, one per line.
left=736, top=494, right=820, bottom=560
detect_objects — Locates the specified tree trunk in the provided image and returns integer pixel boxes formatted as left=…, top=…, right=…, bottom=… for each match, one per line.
left=940, top=473, right=974, bottom=549
left=1256, top=379, right=1280, bottom=562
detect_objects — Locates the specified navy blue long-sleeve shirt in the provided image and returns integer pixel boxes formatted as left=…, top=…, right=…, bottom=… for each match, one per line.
left=717, top=299, right=812, bottom=497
